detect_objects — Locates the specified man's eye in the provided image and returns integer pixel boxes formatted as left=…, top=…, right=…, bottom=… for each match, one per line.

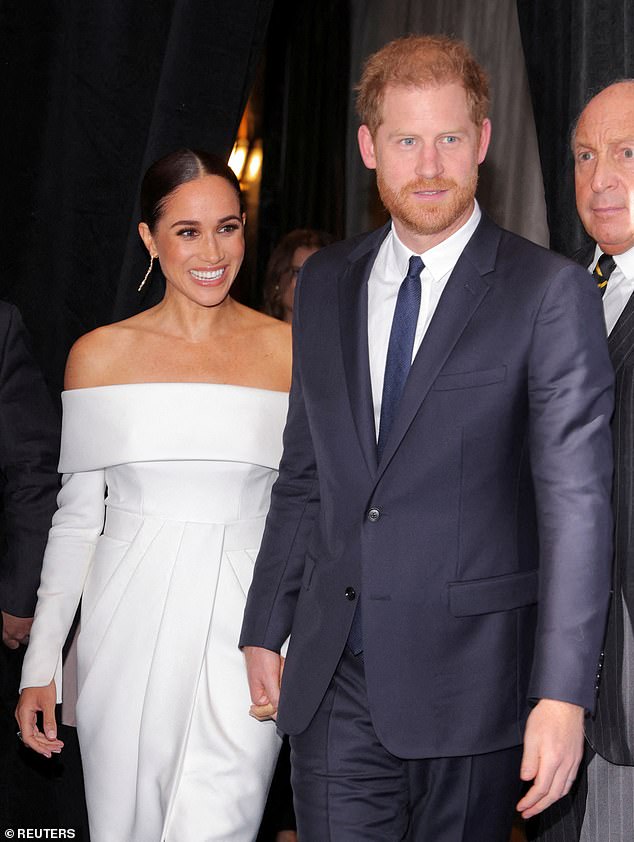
left=623, top=147, right=634, bottom=159
left=400, top=138, right=415, bottom=146
left=577, top=151, right=593, bottom=162
left=442, top=136, right=458, bottom=144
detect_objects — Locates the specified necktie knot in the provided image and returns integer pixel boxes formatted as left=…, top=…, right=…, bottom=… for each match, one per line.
left=593, top=252, right=617, bottom=295
left=406, top=255, right=424, bottom=281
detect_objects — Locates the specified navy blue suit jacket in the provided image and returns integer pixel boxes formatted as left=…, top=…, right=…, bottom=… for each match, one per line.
left=241, top=214, right=615, bottom=759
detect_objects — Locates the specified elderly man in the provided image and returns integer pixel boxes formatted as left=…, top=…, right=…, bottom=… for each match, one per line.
left=241, top=35, right=615, bottom=841
left=529, top=80, right=634, bottom=842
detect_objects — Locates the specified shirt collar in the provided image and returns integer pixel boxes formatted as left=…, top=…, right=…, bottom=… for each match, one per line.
left=592, top=243, right=634, bottom=282
left=390, top=201, right=482, bottom=282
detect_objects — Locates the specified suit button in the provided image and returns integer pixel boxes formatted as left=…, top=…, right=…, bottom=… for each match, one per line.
left=367, top=507, right=380, bottom=522
left=345, top=587, right=356, bottom=601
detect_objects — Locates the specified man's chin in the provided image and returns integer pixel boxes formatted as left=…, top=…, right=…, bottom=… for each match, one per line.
left=398, top=204, right=471, bottom=238
left=588, top=226, right=634, bottom=256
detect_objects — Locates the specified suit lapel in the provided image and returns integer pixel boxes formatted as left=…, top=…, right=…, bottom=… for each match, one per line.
left=609, top=291, right=634, bottom=372
left=338, top=225, right=390, bottom=477
left=375, top=215, right=499, bottom=477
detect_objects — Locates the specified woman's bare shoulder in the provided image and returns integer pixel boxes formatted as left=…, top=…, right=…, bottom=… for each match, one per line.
left=64, top=317, right=146, bottom=389
left=240, top=305, right=291, bottom=344
left=261, top=312, right=292, bottom=342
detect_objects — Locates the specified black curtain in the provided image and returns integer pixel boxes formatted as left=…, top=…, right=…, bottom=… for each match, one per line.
left=256, top=0, right=350, bottom=287
left=517, top=0, right=634, bottom=256
left=0, top=0, right=273, bottom=396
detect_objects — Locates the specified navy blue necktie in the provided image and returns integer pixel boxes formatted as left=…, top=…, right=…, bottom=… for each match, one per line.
left=377, top=255, right=424, bottom=460
left=347, top=254, right=423, bottom=656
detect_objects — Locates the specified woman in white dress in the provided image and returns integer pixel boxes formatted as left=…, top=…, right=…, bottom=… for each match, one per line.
left=16, top=149, right=291, bottom=842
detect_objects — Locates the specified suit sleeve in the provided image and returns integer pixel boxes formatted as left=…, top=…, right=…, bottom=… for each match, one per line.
left=0, top=305, right=60, bottom=617
left=527, top=263, right=614, bottom=712
left=240, top=271, right=320, bottom=651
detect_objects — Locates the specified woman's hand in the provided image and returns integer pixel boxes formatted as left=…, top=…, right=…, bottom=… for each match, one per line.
left=15, top=681, right=64, bottom=757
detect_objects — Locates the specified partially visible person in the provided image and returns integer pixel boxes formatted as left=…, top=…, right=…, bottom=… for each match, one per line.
left=0, top=302, right=60, bottom=648
left=0, top=300, right=65, bottom=830
left=262, top=229, right=334, bottom=322
left=16, top=149, right=291, bottom=842
left=528, top=80, right=634, bottom=842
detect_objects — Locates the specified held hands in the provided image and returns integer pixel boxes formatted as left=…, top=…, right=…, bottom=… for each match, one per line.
left=243, top=646, right=284, bottom=721
left=517, top=698, right=585, bottom=819
left=2, top=611, right=33, bottom=649
left=15, top=680, right=64, bottom=758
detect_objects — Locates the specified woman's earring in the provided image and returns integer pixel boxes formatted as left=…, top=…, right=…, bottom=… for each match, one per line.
left=138, top=255, right=156, bottom=292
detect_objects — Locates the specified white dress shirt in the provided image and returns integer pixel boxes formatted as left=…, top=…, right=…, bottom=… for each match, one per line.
left=591, top=244, right=634, bottom=336
left=368, top=202, right=482, bottom=438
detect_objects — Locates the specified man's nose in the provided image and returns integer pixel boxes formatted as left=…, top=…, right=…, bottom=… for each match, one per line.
left=591, top=154, right=618, bottom=192
left=414, top=144, right=443, bottom=179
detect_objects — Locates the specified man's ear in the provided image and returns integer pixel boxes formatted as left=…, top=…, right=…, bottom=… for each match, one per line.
left=477, top=118, right=492, bottom=165
left=358, top=124, right=377, bottom=170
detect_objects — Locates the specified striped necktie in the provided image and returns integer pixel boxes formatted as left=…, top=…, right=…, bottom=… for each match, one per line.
left=593, top=253, right=617, bottom=296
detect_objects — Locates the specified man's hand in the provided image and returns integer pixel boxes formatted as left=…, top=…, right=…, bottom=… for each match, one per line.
left=517, top=698, right=585, bottom=819
left=243, top=646, right=283, bottom=721
left=2, top=610, right=33, bottom=649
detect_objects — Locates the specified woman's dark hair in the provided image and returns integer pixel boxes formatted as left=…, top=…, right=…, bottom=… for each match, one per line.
left=140, top=148, right=244, bottom=231
left=262, top=228, right=335, bottom=320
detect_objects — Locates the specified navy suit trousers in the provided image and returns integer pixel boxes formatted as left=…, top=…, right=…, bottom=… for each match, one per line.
left=289, top=647, right=523, bottom=841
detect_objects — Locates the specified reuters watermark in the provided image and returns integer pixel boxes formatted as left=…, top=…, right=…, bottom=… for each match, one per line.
left=3, top=831, right=76, bottom=839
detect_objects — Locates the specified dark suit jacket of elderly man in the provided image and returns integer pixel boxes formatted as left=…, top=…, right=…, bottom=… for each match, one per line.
left=581, top=241, right=634, bottom=770
left=240, top=212, right=614, bottom=759
left=0, top=301, right=59, bottom=622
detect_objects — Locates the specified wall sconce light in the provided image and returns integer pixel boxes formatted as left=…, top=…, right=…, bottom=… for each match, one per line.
left=228, top=138, right=249, bottom=180
left=229, top=138, right=263, bottom=186
left=244, top=140, right=263, bottom=183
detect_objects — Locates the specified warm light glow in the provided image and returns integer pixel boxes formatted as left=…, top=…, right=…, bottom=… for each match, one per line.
left=245, top=141, right=263, bottom=183
left=228, top=140, right=248, bottom=179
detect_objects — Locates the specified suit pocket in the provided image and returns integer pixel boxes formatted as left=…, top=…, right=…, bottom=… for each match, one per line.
left=433, top=365, right=507, bottom=391
left=447, top=569, right=538, bottom=616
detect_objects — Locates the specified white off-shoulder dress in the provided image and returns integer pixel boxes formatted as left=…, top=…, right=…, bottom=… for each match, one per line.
left=20, top=383, right=288, bottom=842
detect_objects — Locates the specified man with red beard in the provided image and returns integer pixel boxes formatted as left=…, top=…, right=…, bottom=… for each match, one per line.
left=241, top=35, right=614, bottom=841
